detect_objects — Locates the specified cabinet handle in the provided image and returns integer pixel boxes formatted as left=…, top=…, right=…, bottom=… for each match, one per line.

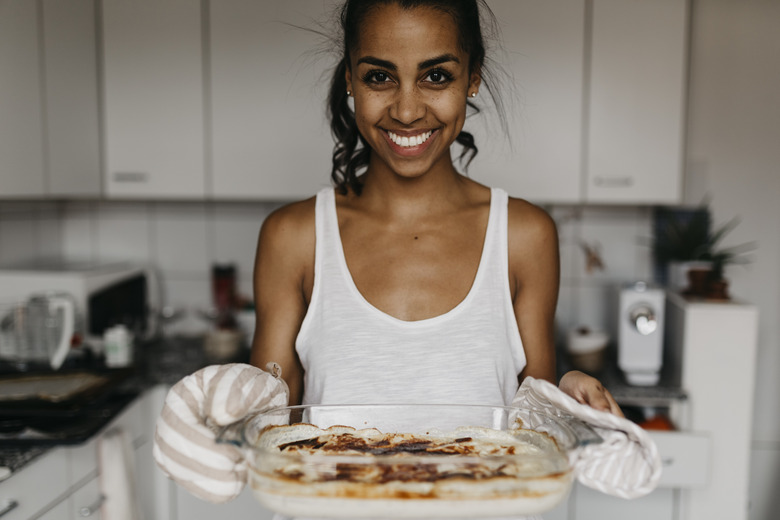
left=593, top=176, right=634, bottom=187
left=112, top=171, right=149, bottom=183
left=79, top=494, right=106, bottom=517
left=0, top=499, right=19, bottom=518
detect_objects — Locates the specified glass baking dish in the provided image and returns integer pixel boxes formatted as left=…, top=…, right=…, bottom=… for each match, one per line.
left=218, top=404, right=599, bottom=518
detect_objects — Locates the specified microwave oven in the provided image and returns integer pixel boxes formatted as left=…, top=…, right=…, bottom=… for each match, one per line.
left=0, top=259, right=150, bottom=339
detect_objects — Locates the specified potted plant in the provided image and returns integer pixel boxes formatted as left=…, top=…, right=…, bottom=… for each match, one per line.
left=651, top=204, right=755, bottom=298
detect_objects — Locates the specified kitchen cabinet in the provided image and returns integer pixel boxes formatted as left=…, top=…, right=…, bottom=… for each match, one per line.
left=0, top=0, right=45, bottom=197
left=585, top=0, right=688, bottom=204
left=41, top=0, right=102, bottom=197
left=101, top=0, right=206, bottom=198
left=473, top=0, right=586, bottom=204
left=0, top=448, right=69, bottom=520
left=0, top=0, right=101, bottom=199
left=665, top=293, right=759, bottom=520
left=0, top=387, right=165, bottom=520
left=209, top=0, right=336, bottom=199
left=465, top=0, right=688, bottom=205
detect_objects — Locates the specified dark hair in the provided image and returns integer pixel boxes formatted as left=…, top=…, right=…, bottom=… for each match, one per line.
left=327, top=0, right=500, bottom=195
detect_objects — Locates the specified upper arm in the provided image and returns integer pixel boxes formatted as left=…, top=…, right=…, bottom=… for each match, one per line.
left=249, top=199, right=315, bottom=405
left=507, top=199, right=560, bottom=384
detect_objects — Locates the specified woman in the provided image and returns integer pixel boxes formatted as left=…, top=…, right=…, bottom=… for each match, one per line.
left=154, top=0, right=632, bottom=514
left=249, top=0, right=621, bottom=413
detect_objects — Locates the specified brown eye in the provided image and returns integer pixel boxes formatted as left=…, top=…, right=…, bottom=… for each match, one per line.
left=424, top=68, right=453, bottom=85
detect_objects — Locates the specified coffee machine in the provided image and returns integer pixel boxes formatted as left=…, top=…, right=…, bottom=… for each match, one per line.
left=617, top=282, right=666, bottom=385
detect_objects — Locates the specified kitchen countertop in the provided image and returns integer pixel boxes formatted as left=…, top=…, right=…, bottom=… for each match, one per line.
left=0, top=334, right=251, bottom=479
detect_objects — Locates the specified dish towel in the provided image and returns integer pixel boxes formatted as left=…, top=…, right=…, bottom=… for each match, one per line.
left=98, top=428, right=143, bottom=520
left=511, top=377, right=662, bottom=499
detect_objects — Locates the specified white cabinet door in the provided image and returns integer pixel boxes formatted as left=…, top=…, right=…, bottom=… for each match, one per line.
left=37, top=497, right=73, bottom=520
left=69, top=477, right=104, bottom=520
left=0, top=449, right=69, bottom=520
left=209, top=0, right=336, bottom=199
left=472, top=0, right=585, bottom=204
left=585, top=0, right=687, bottom=204
left=0, top=0, right=45, bottom=197
left=102, top=0, right=206, bottom=198
left=42, top=0, right=101, bottom=197
left=574, top=485, right=676, bottom=520
left=176, top=486, right=275, bottom=520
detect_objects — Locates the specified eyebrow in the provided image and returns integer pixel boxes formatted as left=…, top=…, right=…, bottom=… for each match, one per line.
left=356, top=53, right=461, bottom=70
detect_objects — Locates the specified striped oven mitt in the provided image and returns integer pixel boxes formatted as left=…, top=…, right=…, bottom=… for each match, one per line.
left=153, top=363, right=289, bottom=503
left=511, top=377, right=662, bottom=499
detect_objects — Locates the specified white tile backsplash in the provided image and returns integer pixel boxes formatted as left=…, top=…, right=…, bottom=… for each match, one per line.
left=153, top=202, right=211, bottom=275
left=2, top=199, right=656, bottom=336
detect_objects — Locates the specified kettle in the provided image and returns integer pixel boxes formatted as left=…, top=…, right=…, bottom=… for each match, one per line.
left=0, top=292, right=77, bottom=370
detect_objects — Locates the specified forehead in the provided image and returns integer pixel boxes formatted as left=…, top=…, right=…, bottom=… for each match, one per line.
left=354, top=4, right=464, bottom=64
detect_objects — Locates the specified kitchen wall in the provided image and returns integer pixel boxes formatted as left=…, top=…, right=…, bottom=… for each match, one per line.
left=0, top=196, right=654, bottom=336
left=683, top=0, right=780, bottom=518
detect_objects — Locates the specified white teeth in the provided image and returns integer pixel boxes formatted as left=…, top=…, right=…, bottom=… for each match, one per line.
left=387, top=130, right=432, bottom=148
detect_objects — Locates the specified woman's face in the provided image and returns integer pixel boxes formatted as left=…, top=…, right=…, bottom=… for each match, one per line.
left=346, top=4, right=481, bottom=180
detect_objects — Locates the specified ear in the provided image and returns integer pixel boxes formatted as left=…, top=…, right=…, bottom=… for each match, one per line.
left=345, top=65, right=353, bottom=95
left=469, top=69, right=482, bottom=95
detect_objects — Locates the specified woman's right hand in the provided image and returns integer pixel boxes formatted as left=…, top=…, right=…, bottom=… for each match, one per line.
left=153, top=363, right=289, bottom=503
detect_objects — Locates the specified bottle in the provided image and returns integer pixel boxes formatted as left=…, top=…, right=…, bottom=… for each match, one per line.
left=104, top=324, right=133, bottom=368
left=212, top=264, right=237, bottom=329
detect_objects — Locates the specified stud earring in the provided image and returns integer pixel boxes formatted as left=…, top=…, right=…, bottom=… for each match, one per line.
left=470, top=92, right=477, bottom=98
left=346, top=90, right=352, bottom=96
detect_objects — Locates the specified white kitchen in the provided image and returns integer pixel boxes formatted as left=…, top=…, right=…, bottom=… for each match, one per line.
left=0, top=1, right=778, bottom=519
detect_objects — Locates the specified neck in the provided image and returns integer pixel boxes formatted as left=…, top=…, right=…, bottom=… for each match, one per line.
left=358, top=151, right=468, bottom=219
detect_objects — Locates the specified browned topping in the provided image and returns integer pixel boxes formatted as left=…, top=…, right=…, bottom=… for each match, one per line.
left=277, top=433, right=488, bottom=457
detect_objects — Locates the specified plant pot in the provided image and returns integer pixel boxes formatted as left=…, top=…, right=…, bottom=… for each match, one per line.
left=667, top=260, right=712, bottom=291
left=685, top=267, right=713, bottom=297
left=706, top=278, right=730, bottom=301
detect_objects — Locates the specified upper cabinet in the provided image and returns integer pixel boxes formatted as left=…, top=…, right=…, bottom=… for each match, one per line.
left=472, top=0, right=586, bottom=204
left=209, top=0, right=336, bottom=200
left=585, top=0, right=688, bottom=204
left=0, top=0, right=100, bottom=198
left=0, top=0, right=44, bottom=197
left=101, top=0, right=206, bottom=198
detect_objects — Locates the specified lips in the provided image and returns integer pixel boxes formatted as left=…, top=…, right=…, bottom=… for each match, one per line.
left=382, top=129, right=438, bottom=156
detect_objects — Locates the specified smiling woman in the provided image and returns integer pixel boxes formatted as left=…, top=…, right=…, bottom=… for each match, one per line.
left=154, top=0, right=627, bottom=516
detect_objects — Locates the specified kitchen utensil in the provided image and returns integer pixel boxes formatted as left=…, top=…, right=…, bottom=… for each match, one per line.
left=0, top=293, right=76, bottom=370
left=217, top=404, right=600, bottom=519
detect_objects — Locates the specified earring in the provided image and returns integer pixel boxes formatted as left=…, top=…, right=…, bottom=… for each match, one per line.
left=470, top=92, right=477, bottom=98
left=346, top=90, right=352, bottom=96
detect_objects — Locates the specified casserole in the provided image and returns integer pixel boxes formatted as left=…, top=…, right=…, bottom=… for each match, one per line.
left=219, top=404, right=600, bottom=518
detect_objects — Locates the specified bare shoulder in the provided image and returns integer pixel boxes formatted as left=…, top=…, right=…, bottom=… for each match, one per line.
left=260, top=197, right=315, bottom=247
left=506, top=196, right=558, bottom=248
left=257, top=196, right=316, bottom=276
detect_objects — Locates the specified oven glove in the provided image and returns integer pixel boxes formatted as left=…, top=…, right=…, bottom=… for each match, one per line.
left=511, top=377, right=662, bottom=499
left=153, top=362, right=289, bottom=503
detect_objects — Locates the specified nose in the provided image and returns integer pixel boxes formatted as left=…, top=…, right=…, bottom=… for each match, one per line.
left=390, top=85, right=425, bottom=125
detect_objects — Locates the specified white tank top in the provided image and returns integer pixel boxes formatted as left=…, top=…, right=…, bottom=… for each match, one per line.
left=295, top=187, right=526, bottom=406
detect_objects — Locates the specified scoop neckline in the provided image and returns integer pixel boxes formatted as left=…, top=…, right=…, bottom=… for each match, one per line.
left=329, top=188, right=497, bottom=328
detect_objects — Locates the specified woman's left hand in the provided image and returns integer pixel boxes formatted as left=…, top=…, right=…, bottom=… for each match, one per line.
left=559, top=370, right=624, bottom=417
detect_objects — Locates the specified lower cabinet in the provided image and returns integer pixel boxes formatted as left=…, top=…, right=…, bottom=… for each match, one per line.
left=68, top=477, right=104, bottom=520
left=0, top=387, right=165, bottom=520
left=175, top=486, right=275, bottom=520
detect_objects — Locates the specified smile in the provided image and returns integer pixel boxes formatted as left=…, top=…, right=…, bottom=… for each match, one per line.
left=386, top=130, right=433, bottom=148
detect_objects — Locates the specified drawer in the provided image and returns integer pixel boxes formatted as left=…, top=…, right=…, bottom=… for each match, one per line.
left=70, top=476, right=104, bottom=519
left=0, top=449, right=69, bottom=520
left=109, top=393, right=147, bottom=445
left=649, top=430, right=710, bottom=488
left=69, top=436, right=99, bottom=486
